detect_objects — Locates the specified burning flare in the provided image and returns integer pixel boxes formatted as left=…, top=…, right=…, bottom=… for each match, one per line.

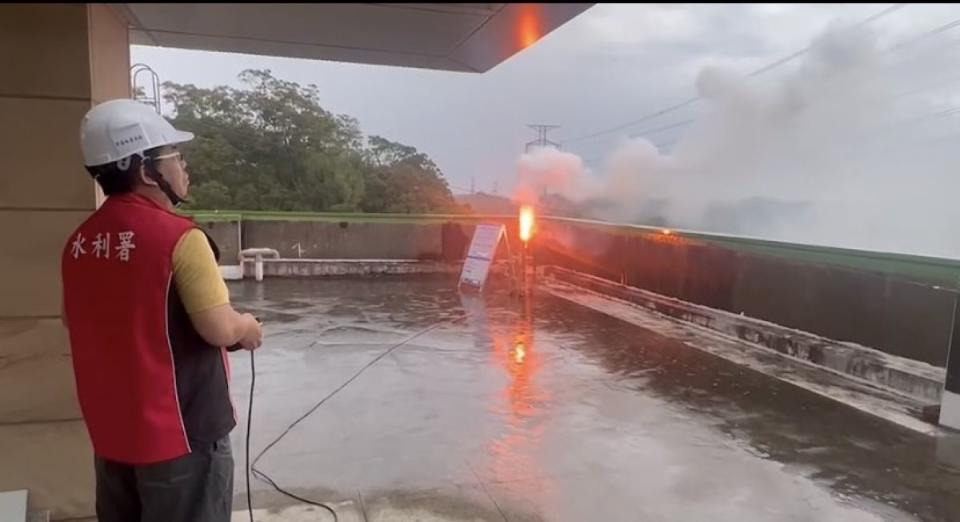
left=519, top=205, right=535, bottom=243
left=513, top=342, right=526, bottom=364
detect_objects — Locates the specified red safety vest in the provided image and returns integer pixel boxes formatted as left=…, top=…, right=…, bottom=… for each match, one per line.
left=61, top=193, right=235, bottom=464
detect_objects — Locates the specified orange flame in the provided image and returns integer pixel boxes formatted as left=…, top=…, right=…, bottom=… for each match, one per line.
left=519, top=205, right=535, bottom=243
left=518, top=5, right=542, bottom=48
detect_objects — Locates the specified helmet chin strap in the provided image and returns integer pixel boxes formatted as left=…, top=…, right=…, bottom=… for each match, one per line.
left=144, top=160, right=188, bottom=208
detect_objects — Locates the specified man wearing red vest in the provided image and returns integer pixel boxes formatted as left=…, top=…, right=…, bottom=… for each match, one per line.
left=61, top=99, right=263, bottom=522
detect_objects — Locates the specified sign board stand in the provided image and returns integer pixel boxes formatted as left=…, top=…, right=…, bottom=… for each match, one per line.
left=458, top=223, right=517, bottom=292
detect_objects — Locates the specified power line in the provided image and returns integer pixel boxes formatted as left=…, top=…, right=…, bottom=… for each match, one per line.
left=744, top=4, right=907, bottom=79
left=891, top=16, right=960, bottom=50
left=565, top=116, right=694, bottom=160
left=559, top=3, right=909, bottom=146
left=628, top=118, right=696, bottom=139
left=583, top=103, right=959, bottom=170
left=576, top=88, right=960, bottom=170
left=858, top=105, right=960, bottom=144
left=562, top=97, right=699, bottom=145
left=571, top=7, right=960, bottom=165
left=888, top=70, right=960, bottom=102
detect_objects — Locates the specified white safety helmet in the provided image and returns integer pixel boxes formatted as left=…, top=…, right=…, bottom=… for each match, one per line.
left=80, top=99, right=194, bottom=167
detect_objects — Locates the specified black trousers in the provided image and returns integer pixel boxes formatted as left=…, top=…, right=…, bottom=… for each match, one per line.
left=94, top=435, right=234, bottom=522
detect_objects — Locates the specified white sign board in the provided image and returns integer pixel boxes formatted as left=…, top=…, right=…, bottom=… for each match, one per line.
left=459, top=224, right=505, bottom=290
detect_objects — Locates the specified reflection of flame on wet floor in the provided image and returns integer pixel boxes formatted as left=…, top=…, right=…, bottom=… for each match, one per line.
left=484, top=296, right=552, bottom=500
left=513, top=342, right=526, bottom=365
left=499, top=333, right=543, bottom=421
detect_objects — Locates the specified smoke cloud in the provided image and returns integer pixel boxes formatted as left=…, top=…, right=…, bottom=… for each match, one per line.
left=517, top=23, right=960, bottom=258
left=514, top=147, right=595, bottom=205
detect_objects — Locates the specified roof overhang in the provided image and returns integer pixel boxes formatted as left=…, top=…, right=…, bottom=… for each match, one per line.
left=118, top=3, right=594, bottom=72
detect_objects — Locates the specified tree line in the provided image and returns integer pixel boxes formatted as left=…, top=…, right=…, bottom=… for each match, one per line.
left=162, top=69, right=464, bottom=213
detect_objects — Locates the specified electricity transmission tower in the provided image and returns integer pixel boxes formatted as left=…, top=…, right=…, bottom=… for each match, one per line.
left=525, top=124, right=561, bottom=152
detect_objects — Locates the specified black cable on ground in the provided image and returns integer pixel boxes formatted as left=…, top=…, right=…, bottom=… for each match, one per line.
left=246, top=350, right=255, bottom=522
left=244, top=322, right=444, bottom=522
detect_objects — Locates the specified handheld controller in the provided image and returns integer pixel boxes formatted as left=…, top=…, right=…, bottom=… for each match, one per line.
left=226, top=316, right=261, bottom=352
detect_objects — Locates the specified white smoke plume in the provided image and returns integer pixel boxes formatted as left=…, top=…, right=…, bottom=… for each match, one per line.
left=523, top=23, right=960, bottom=258
left=514, top=147, right=596, bottom=205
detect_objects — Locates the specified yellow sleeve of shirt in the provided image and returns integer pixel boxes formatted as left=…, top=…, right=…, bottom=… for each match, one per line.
left=172, top=229, right=230, bottom=314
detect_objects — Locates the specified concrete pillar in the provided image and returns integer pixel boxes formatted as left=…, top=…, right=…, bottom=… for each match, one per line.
left=940, top=294, right=960, bottom=430
left=0, top=4, right=129, bottom=519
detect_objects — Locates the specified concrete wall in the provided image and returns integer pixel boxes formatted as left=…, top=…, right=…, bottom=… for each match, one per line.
left=0, top=4, right=129, bottom=519
left=193, top=215, right=959, bottom=367
left=200, top=219, right=241, bottom=264
left=244, top=220, right=444, bottom=260
left=195, top=217, right=521, bottom=263
left=536, top=221, right=958, bottom=368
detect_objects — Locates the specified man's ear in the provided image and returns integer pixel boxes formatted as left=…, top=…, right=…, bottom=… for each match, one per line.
left=139, top=163, right=159, bottom=187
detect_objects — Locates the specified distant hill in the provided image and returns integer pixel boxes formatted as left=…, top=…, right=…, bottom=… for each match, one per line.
left=456, top=192, right=587, bottom=218
left=455, top=192, right=517, bottom=215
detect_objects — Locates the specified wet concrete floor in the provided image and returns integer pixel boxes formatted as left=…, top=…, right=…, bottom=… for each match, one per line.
left=227, top=276, right=960, bottom=522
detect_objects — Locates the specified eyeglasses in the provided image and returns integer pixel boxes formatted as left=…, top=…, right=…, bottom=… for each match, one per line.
left=152, top=151, right=186, bottom=166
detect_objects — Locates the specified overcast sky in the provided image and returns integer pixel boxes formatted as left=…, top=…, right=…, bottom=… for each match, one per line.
left=131, top=3, right=960, bottom=197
